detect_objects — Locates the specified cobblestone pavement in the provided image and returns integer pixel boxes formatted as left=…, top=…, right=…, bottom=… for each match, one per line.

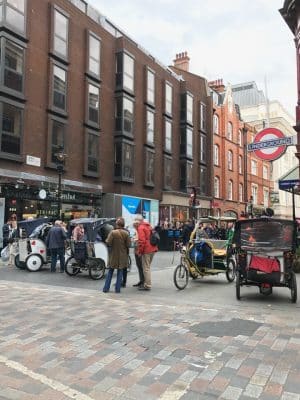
left=1, top=278, right=300, bottom=400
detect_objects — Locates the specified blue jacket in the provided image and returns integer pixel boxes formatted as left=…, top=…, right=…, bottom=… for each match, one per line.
left=46, top=226, right=67, bottom=249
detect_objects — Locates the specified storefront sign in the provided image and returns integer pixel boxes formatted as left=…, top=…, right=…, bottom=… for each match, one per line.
left=26, top=155, right=41, bottom=167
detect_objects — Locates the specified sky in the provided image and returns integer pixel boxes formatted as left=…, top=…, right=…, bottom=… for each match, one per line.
left=89, top=0, right=296, bottom=118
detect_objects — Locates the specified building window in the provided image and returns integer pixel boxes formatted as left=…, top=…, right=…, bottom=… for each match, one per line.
left=200, top=133, right=206, bottom=163
left=213, top=114, right=219, bottom=134
left=145, top=149, right=154, bottom=186
left=238, top=129, right=242, bottom=146
left=263, top=188, right=269, bottom=206
left=165, top=82, right=172, bottom=115
left=53, top=8, right=69, bottom=59
left=214, top=144, right=219, bottom=166
left=49, top=118, right=65, bottom=165
left=85, top=131, right=99, bottom=175
left=180, top=127, right=193, bottom=158
left=0, top=101, right=23, bottom=156
left=52, top=65, right=67, bottom=112
left=146, top=109, right=154, bottom=144
left=115, top=96, right=134, bottom=137
left=200, top=166, right=207, bottom=195
left=1, top=37, right=24, bottom=94
left=116, top=52, right=134, bottom=93
left=164, top=156, right=172, bottom=189
left=228, top=180, right=233, bottom=200
left=200, top=102, right=206, bottom=132
left=165, top=118, right=172, bottom=153
left=251, top=184, right=258, bottom=205
left=87, top=82, right=100, bottom=126
left=180, top=161, right=192, bottom=189
left=228, top=150, right=233, bottom=170
left=114, top=140, right=134, bottom=182
left=251, top=159, right=257, bottom=175
left=227, top=121, right=233, bottom=141
left=214, top=176, right=220, bottom=198
left=146, top=68, right=155, bottom=105
left=88, top=33, right=101, bottom=78
left=239, top=183, right=243, bottom=202
left=4, top=0, right=26, bottom=34
left=238, top=155, right=242, bottom=174
left=263, top=165, right=268, bottom=179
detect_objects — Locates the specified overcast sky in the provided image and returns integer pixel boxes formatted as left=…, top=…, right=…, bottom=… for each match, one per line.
left=89, top=0, right=296, bottom=118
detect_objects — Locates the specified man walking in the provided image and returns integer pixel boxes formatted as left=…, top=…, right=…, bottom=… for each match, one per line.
left=46, top=220, right=67, bottom=273
left=135, top=214, right=158, bottom=291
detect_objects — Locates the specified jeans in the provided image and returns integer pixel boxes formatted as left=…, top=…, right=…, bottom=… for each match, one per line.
left=135, top=253, right=144, bottom=284
left=103, top=268, right=123, bottom=293
left=50, top=247, right=65, bottom=272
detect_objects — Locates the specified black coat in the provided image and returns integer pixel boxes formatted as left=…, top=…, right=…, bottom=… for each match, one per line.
left=46, top=226, right=67, bottom=249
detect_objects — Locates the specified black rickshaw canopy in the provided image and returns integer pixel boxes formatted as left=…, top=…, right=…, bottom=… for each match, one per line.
left=69, top=218, right=116, bottom=242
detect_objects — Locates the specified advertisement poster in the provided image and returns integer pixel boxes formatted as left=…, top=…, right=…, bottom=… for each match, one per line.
left=122, top=196, right=159, bottom=228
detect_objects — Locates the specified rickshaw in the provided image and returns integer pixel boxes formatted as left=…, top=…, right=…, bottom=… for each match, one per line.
left=233, top=218, right=297, bottom=302
left=173, top=217, right=236, bottom=290
left=15, top=217, right=52, bottom=271
left=65, top=217, right=116, bottom=280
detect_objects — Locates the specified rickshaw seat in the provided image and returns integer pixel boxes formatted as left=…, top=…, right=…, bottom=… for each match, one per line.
left=213, top=249, right=227, bottom=257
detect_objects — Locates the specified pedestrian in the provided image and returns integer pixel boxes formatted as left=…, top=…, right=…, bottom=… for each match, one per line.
left=8, top=219, right=17, bottom=266
left=72, top=223, right=85, bottom=241
left=135, top=214, right=158, bottom=291
left=181, top=219, right=194, bottom=245
left=2, top=218, right=11, bottom=249
left=103, top=217, right=131, bottom=293
left=46, top=220, right=67, bottom=273
left=131, top=220, right=144, bottom=288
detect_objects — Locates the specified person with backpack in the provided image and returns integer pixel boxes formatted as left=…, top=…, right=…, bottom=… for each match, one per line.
left=135, top=214, right=158, bottom=291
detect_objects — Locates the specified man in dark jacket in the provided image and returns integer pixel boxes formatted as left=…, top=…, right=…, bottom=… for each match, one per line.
left=46, top=220, right=67, bottom=273
left=181, top=220, right=194, bottom=245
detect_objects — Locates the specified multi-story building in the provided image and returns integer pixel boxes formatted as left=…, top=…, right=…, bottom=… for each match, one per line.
left=231, top=81, right=299, bottom=218
left=209, top=80, right=273, bottom=217
left=0, top=0, right=213, bottom=239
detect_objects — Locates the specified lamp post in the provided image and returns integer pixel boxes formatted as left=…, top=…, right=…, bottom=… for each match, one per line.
left=54, top=149, right=66, bottom=220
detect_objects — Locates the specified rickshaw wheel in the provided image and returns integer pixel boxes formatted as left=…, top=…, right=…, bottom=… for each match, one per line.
left=26, top=254, right=43, bottom=272
left=226, top=258, right=236, bottom=283
left=173, top=264, right=189, bottom=290
left=290, top=272, right=297, bottom=303
left=65, top=257, right=81, bottom=276
left=235, top=271, right=241, bottom=300
left=15, top=254, right=26, bottom=269
left=89, top=259, right=105, bottom=280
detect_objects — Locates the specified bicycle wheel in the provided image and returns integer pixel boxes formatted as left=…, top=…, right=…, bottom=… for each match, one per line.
left=290, top=271, right=297, bottom=303
left=173, top=263, right=189, bottom=290
left=65, top=257, right=81, bottom=276
left=89, top=259, right=105, bottom=280
left=226, top=258, right=236, bottom=282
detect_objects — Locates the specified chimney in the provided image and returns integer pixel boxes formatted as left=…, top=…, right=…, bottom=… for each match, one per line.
left=208, top=79, right=225, bottom=93
left=173, top=51, right=190, bottom=72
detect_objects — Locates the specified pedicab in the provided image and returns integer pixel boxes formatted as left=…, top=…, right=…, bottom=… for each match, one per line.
left=15, top=217, right=52, bottom=271
left=173, top=217, right=236, bottom=290
left=233, top=217, right=297, bottom=302
left=65, top=217, right=116, bottom=280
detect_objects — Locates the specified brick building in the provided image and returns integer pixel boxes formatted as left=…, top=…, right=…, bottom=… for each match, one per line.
left=0, top=0, right=213, bottom=234
left=209, top=80, right=273, bottom=217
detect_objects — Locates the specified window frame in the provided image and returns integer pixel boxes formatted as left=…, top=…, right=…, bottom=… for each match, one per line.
left=116, top=51, right=135, bottom=94
left=87, top=31, right=101, bottom=80
left=165, top=81, right=173, bottom=116
left=213, top=114, right=219, bottom=135
left=164, top=118, right=172, bottom=153
left=227, top=121, right=233, bottom=141
left=164, top=155, right=172, bottom=190
left=146, top=108, right=155, bottom=145
left=238, top=155, right=242, bottom=174
left=213, top=144, right=219, bottom=166
left=228, top=180, right=233, bottom=201
left=144, top=147, right=155, bottom=187
left=251, top=159, right=258, bottom=175
left=114, top=139, right=135, bottom=183
left=228, top=150, right=233, bottom=171
left=200, top=133, right=207, bottom=164
left=86, top=80, right=100, bottom=129
left=263, top=164, right=268, bottom=180
left=200, top=102, right=207, bottom=132
left=239, top=183, right=243, bottom=202
left=84, top=129, right=100, bottom=177
left=238, top=129, right=243, bottom=146
left=115, top=94, right=135, bottom=138
left=146, top=67, right=155, bottom=106
left=51, top=5, right=69, bottom=62
left=0, top=97, right=24, bottom=161
left=251, top=184, right=258, bottom=205
left=46, top=115, right=67, bottom=169
left=50, top=61, right=68, bottom=116
left=214, top=176, right=220, bottom=198
left=2, top=0, right=27, bottom=36
left=200, top=165, right=207, bottom=195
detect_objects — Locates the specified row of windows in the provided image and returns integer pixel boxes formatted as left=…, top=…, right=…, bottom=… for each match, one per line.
left=213, top=115, right=244, bottom=145
left=214, top=177, right=269, bottom=205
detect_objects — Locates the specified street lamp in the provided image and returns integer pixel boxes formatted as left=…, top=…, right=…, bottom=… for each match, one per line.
left=54, top=148, right=67, bottom=220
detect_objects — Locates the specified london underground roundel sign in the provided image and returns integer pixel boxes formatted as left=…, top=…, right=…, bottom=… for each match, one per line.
left=248, top=127, right=291, bottom=161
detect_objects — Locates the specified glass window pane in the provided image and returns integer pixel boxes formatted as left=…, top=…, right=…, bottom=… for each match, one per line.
left=187, top=94, right=193, bottom=123
left=1, top=102, right=22, bottom=154
left=147, top=70, right=155, bottom=104
left=88, top=134, right=98, bottom=172
left=123, top=143, right=133, bottom=179
left=186, top=128, right=193, bottom=157
left=89, top=35, right=100, bottom=76
left=51, top=121, right=64, bottom=163
left=7, top=0, right=25, bottom=12
left=165, top=120, right=172, bottom=151
left=4, top=40, right=23, bottom=92
left=54, top=37, right=67, bottom=57
left=53, top=66, right=66, bottom=110
left=123, top=54, right=134, bottom=91
left=54, top=10, right=68, bottom=40
left=165, top=83, right=172, bottom=114
left=88, top=84, right=99, bottom=124
left=123, top=98, right=133, bottom=133
left=146, top=110, right=154, bottom=143
left=145, top=151, right=154, bottom=185
left=0, top=5, right=3, bottom=23
left=6, top=6, right=25, bottom=32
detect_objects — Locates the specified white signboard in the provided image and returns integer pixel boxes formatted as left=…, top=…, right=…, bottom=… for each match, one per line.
left=26, top=155, right=41, bottom=167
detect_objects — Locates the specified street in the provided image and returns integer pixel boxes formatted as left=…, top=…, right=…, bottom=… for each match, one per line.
left=1, top=251, right=300, bottom=399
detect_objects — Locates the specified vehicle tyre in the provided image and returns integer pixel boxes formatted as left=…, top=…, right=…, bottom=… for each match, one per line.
left=65, top=257, right=81, bottom=276
left=259, top=285, right=273, bottom=296
left=290, top=271, right=297, bottom=303
left=89, top=259, right=105, bottom=280
left=236, top=271, right=241, bottom=300
left=127, top=255, right=132, bottom=272
left=226, top=258, right=236, bottom=282
left=173, top=264, right=188, bottom=290
left=14, top=254, right=26, bottom=269
left=26, top=254, right=43, bottom=272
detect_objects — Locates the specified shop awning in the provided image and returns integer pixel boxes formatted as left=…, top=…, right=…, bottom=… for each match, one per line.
left=278, top=165, right=300, bottom=193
